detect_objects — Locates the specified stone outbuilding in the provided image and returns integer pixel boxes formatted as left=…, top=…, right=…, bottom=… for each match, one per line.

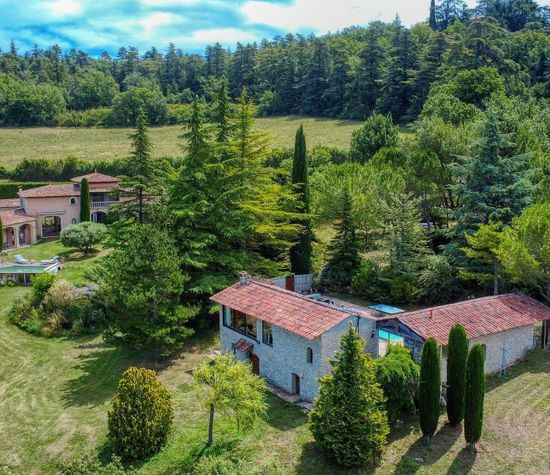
left=212, top=275, right=550, bottom=402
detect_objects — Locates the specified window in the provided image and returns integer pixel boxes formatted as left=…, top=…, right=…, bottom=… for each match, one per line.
left=223, top=308, right=257, bottom=339
left=71, top=218, right=77, bottom=224
left=306, top=347, right=313, bottom=363
left=70, top=197, right=77, bottom=205
left=262, top=321, right=273, bottom=346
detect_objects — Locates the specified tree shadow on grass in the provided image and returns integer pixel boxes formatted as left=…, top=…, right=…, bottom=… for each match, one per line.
left=61, top=342, right=143, bottom=408
left=394, top=422, right=462, bottom=475
left=446, top=446, right=476, bottom=474
left=265, top=395, right=306, bottom=431
left=296, top=441, right=376, bottom=475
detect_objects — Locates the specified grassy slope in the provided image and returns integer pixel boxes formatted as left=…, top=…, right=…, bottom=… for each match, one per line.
left=0, top=116, right=362, bottom=168
left=0, top=240, right=549, bottom=473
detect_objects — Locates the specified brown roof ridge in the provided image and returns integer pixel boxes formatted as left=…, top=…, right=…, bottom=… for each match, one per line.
left=246, top=278, right=363, bottom=317
left=399, top=293, right=521, bottom=318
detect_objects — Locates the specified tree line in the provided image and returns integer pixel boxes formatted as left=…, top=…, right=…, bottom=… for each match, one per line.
left=0, top=0, right=548, bottom=126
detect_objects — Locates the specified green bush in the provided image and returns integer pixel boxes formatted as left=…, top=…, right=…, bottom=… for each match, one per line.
left=0, top=181, right=52, bottom=199
left=375, top=345, right=420, bottom=425
left=417, top=254, right=461, bottom=304
left=352, top=260, right=388, bottom=301
left=61, top=222, right=107, bottom=253
left=108, top=87, right=168, bottom=126
left=350, top=114, right=399, bottom=164
left=389, top=273, right=418, bottom=304
left=108, top=367, right=174, bottom=461
left=192, top=456, right=238, bottom=475
left=31, top=272, right=56, bottom=303
left=419, top=337, right=441, bottom=440
left=56, top=108, right=110, bottom=127
left=58, top=453, right=132, bottom=474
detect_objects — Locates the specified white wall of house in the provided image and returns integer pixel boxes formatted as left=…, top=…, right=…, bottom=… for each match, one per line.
left=439, top=325, right=535, bottom=382
left=219, top=305, right=324, bottom=402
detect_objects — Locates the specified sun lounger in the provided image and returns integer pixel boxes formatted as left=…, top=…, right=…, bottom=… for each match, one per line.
left=15, top=254, right=29, bottom=264
left=39, top=256, right=59, bottom=265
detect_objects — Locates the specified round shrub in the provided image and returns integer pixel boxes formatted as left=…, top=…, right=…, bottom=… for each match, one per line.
left=350, top=114, right=398, bottom=164
left=375, top=344, right=419, bottom=425
left=61, top=221, right=107, bottom=254
left=108, top=367, right=174, bottom=461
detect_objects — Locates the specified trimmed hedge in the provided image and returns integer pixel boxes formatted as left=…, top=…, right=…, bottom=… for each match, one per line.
left=0, top=182, right=52, bottom=199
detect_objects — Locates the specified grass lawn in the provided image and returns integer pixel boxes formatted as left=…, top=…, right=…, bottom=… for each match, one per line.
left=0, top=116, right=364, bottom=169
left=1, top=240, right=549, bottom=473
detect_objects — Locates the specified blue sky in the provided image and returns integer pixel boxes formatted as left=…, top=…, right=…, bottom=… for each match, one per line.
left=1, top=0, right=548, bottom=56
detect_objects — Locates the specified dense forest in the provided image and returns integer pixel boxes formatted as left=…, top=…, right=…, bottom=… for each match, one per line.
left=0, top=0, right=548, bottom=126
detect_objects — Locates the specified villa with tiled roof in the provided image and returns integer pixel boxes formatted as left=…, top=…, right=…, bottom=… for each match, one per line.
left=211, top=274, right=550, bottom=402
left=1, top=172, right=119, bottom=250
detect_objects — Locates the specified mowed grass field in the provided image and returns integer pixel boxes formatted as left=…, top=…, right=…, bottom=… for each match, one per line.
left=0, top=116, right=362, bottom=168
left=1, top=240, right=549, bottom=473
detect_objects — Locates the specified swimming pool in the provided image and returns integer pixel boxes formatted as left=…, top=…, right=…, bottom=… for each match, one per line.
left=378, top=330, right=404, bottom=342
left=0, top=265, right=54, bottom=274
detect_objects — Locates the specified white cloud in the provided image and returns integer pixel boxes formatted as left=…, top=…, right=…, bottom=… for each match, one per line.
left=142, top=0, right=199, bottom=6
left=47, top=0, right=83, bottom=17
left=141, top=12, right=178, bottom=35
left=241, top=0, right=480, bottom=32
left=187, top=27, right=257, bottom=44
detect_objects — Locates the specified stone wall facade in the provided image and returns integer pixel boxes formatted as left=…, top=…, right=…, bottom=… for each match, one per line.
left=219, top=305, right=378, bottom=402
left=440, top=325, right=534, bottom=382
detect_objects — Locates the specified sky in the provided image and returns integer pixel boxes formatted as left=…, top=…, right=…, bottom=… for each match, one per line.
left=1, top=0, right=549, bottom=56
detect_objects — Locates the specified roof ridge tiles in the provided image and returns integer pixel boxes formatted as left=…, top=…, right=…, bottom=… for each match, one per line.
left=248, top=278, right=357, bottom=316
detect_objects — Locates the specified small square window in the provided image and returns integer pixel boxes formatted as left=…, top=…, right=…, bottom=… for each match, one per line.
left=70, top=197, right=77, bottom=205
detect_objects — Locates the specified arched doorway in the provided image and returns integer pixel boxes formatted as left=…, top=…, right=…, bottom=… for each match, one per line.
left=3, top=226, right=15, bottom=249
left=42, top=216, right=61, bottom=236
left=91, top=211, right=107, bottom=223
left=18, top=224, right=32, bottom=246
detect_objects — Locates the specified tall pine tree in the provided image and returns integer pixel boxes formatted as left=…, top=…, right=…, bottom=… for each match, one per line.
left=290, top=125, right=312, bottom=275
left=309, top=324, right=389, bottom=466
left=320, top=188, right=361, bottom=291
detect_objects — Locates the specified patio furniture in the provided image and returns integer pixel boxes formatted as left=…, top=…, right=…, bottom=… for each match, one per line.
left=15, top=254, right=29, bottom=264
left=39, top=256, right=59, bottom=265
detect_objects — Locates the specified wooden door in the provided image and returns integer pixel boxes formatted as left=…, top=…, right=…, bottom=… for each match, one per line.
left=250, top=354, right=260, bottom=375
left=291, top=373, right=300, bottom=395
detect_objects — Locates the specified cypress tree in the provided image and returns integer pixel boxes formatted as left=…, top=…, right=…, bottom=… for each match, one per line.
left=309, top=324, right=389, bottom=466
left=464, top=344, right=485, bottom=450
left=0, top=214, right=3, bottom=249
left=419, top=337, right=441, bottom=441
left=80, top=178, right=90, bottom=222
left=290, top=125, right=312, bottom=275
left=447, top=324, right=468, bottom=426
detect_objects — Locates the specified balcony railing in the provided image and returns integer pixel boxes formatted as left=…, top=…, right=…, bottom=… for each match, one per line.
left=91, top=201, right=118, bottom=208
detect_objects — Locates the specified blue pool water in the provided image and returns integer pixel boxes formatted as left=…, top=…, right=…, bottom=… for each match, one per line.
left=378, top=330, right=404, bottom=342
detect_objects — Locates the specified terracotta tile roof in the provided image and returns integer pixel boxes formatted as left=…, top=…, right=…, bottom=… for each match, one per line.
left=70, top=172, right=118, bottom=184
left=19, top=184, right=80, bottom=198
left=211, top=278, right=359, bottom=340
left=235, top=338, right=254, bottom=353
left=0, top=208, right=37, bottom=226
left=0, top=199, right=20, bottom=209
left=397, top=294, right=550, bottom=345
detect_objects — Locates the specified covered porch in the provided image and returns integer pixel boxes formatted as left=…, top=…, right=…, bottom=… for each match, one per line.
left=1, top=211, right=38, bottom=250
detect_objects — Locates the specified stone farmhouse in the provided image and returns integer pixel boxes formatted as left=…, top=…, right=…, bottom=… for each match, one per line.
left=1, top=172, right=119, bottom=250
left=211, top=274, right=550, bottom=402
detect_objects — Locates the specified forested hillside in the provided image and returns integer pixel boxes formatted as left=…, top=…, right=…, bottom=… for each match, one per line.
left=0, top=0, right=548, bottom=126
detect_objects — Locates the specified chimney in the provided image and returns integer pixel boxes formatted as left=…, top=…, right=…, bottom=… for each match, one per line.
left=429, top=309, right=433, bottom=319
left=239, top=272, right=251, bottom=285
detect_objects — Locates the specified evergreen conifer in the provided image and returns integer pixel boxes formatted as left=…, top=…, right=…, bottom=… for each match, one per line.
left=447, top=324, right=468, bottom=426
left=419, top=337, right=441, bottom=441
left=464, top=344, right=485, bottom=450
